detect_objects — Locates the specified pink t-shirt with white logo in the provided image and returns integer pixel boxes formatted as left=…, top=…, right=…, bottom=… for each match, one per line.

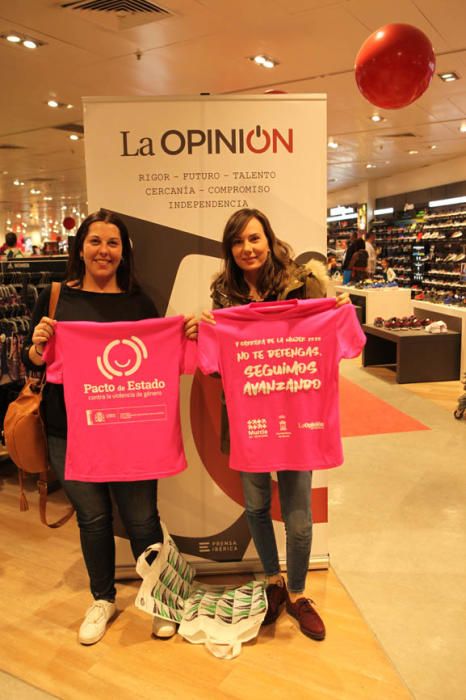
left=44, top=317, right=196, bottom=481
left=198, top=298, right=365, bottom=472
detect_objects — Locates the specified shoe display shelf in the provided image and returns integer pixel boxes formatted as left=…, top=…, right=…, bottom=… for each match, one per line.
left=411, top=299, right=466, bottom=374
left=370, top=215, right=424, bottom=289
left=419, top=207, right=466, bottom=302
left=334, top=284, right=412, bottom=325
left=327, top=221, right=358, bottom=270
left=362, top=323, right=461, bottom=383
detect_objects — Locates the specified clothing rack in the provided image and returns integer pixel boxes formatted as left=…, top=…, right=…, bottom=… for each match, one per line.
left=0, top=262, right=67, bottom=436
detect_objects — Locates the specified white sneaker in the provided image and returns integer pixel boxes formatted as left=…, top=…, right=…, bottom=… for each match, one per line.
left=152, top=616, right=177, bottom=638
left=78, top=600, right=116, bottom=645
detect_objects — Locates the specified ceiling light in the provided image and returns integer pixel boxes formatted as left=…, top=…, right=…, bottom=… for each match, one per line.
left=327, top=140, right=339, bottom=149
left=330, top=206, right=354, bottom=216
left=43, top=196, right=53, bottom=201
left=429, top=195, right=466, bottom=207
left=366, top=163, right=376, bottom=169
left=250, top=54, right=278, bottom=68
left=69, top=134, right=80, bottom=141
left=327, top=213, right=358, bottom=222
left=374, top=207, right=394, bottom=215
left=1, top=32, right=45, bottom=49
left=459, top=123, right=466, bottom=133
left=408, top=149, right=418, bottom=154
left=30, top=188, right=41, bottom=195
left=370, top=114, right=383, bottom=122
left=429, top=144, right=438, bottom=149
left=438, top=71, right=459, bottom=82
left=46, top=99, right=73, bottom=110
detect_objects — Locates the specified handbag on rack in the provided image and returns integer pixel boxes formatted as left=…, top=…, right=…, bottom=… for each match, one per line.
left=3, top=281, right=75, bottom=528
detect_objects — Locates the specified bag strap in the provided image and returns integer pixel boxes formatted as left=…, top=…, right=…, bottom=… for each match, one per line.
left=38, top=281, right=75, bottom=529
left=49, top=281, right=61, bottom=320
left=38, top=477, right=75, bottom=528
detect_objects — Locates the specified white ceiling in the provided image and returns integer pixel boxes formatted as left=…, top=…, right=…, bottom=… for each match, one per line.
left=1, top=0, right=466, bottom=230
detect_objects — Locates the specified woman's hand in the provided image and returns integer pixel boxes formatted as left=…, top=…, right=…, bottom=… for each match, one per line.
left=335, top=291, right=351, bottom=307
left=201, top=310, right=216, bottom=325
left=32, top=316, right=57, bottom=353
left=184, top=314, right=198, bottom=341
left=29, top=316, right=56, bottom=365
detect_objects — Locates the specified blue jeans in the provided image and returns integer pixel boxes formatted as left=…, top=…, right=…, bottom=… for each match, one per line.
left=47, top=434, right=163, bottom=601
left=342, top=269, right=352, bottom=284
left=240, top=470, right=312, bottom=593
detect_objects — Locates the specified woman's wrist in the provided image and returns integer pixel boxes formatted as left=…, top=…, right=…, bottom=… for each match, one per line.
left=30, top=343, right=45, bottom=365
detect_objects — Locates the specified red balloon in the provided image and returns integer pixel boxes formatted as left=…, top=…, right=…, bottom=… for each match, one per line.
left=355, top=23, right=435, bottom=109
left=63, top=216, right=76, bottom=230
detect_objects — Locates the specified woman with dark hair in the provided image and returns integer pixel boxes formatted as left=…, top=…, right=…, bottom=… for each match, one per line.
left=203, top=208, right=350, bottom=642
left=348, top=237, right=369, bottom=282
left=212, top=208, right=327, bottom=307
left=341, top=231, right=358, bottom=284
left=22, top=208, right=197, bottom=645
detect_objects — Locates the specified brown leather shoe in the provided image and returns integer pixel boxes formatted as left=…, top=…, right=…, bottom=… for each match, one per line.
left=286, top=596, right=326, bottom=640
left=262, top=578, right=287, bottom=626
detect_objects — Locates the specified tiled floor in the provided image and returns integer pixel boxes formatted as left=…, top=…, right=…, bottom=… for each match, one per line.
left=330, top=359, right=466, bottom=700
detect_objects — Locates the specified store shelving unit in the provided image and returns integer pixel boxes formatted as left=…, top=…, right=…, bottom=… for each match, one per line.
left=370, top=213, right=425, bottom=288
left=327, top=220, right=358, bottom=267
left=420, top=208, right=466, bottom=300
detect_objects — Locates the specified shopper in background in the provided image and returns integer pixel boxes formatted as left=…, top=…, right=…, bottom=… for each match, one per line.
left=349, top=238, right=369, bottom=282
left=341, top=231, right=358, bottom=284
left=365, top=230, right=377, bottom=276
left=327, top=253, right=339, bottom=277
left=22, top=208, right=198, bottom=646
left=202, top=208, right=350, bottom=643
left=1, top=232, right=24, bottom=258
left=381, top=257, right=397, bottom=283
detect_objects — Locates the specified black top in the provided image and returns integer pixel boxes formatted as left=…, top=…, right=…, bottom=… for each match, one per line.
left=22, top=283, right=159, bottom=437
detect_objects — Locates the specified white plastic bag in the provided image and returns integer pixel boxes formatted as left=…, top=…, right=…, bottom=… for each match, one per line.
left=135, top=522, right=267, bottom=658
left=135, top=521, right=195, bottom=624
left=178, top=580, right=267, bottom=659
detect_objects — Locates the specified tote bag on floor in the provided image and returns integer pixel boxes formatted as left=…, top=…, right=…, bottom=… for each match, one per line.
left=135, top=522, right=267, bottom=658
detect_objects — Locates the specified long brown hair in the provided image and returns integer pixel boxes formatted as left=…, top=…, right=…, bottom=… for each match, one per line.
left=66, top=209, right=139, bottom=292
left=212, top=208, right=295, bottom=304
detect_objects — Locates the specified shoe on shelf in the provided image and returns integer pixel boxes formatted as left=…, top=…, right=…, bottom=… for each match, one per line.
left=78, top=600, right=116, bottom=645
left=286, top=595, right=326, bottom=641
left=152, top=616, right=177, bottom=638
left=263, top=577, right=287, bottom=625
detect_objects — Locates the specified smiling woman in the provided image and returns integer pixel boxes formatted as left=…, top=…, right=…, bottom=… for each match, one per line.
left=80, top=221, right=123, bottom=292
left=202, top=207, right=351, bottom=643
left=21, top=208, right=198, bottom=647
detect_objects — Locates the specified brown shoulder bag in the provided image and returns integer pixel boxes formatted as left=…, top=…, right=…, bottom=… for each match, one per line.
left=3, top=281, right=75, bottom=528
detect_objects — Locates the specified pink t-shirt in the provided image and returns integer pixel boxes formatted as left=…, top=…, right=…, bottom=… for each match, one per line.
left=44, top=317, right=196, bottom=481
left=198, top=298, right=365, bottom=472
